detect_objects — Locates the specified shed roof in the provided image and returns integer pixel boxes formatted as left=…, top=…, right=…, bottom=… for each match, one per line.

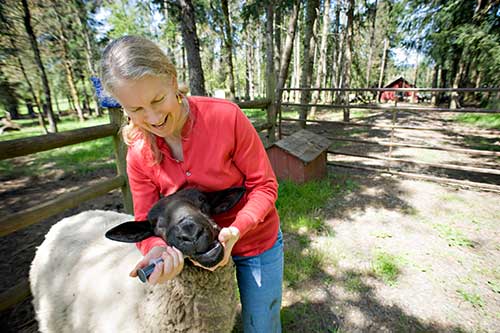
left=272, top=129, right=331, bottom=162
left=384, top=76, right=414, bottom=88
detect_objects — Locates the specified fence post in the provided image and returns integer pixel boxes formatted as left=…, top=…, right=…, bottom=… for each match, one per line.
left=108, top=108, right=134, bottom=214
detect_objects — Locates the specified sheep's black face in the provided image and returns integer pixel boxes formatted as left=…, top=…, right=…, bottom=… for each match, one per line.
left=152, top=198, right=223, bottom=266
left=105, top=187, right=246, bottom=268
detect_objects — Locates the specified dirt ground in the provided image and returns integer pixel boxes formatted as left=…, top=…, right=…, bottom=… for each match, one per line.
left=0, top=109, right=499, bottom=332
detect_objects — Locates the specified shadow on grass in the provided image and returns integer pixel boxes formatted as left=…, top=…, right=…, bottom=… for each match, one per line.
left=234, top=176, right=470, bottom=332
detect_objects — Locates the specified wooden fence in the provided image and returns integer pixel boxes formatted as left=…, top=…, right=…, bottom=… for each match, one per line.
left=279, top=87, right=500, bottom=192
left=0, top=99, right=272, bottom=311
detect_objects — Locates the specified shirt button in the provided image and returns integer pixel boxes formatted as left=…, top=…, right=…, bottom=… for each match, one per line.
left=186, top=171, right=192, bottom=177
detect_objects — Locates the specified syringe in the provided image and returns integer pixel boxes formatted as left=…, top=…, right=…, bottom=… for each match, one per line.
left=137, top=257, right=164, bottom=283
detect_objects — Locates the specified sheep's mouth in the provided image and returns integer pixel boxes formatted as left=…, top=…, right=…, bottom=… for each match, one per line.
left=190, top=241, right=224, bottom=268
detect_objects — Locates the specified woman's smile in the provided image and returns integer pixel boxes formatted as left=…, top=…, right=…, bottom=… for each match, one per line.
left=152, top=114, right=169, bottom=128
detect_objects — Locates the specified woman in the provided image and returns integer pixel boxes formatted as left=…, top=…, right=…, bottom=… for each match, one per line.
left=100, top=35, right=283, bottom=332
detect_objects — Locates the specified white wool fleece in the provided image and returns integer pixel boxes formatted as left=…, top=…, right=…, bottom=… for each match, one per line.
left=29, top=210, right=237, bottom=333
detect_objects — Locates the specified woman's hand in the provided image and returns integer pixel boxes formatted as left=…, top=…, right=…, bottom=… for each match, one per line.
left=129, top=245, right=184, bottom=284
left=191, top=226, right=240, bottom=271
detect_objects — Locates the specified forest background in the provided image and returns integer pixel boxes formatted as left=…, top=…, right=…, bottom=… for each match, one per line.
left=0, top=0, right=499, bottom=134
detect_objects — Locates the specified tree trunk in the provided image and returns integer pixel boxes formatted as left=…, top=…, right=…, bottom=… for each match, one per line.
left=292, top=23, right=301, bottom=102
left=80, top=75, right=91, bottom=115
left=74, top=0, right=102, bottom=116
left=310, top=0, right=331, bottom=118
left=275, top=0, right=301, bottom=139
left=54, top=4, right=85, bottom=122
left=328, top=1, right=341, bottom=103
left=335, top=4, right=345, bottom=101
left=246, top=32, right=255, bottom=100
left=256, top=34, right=262, bottom=97
left=342, top=0, right=354, bottom=122
left=439, top=67, right=447, bottom=104
left=181, top=45, right=187, bottom=84
left=2, top=14, right=47, bottom=133
left=221, top=0, right=236, bottom=99
left=178, top=0, right=206, bottom=96
left=67, top=95, right=76, bottom=113
left=244, top=32, right=251, bottom=100
left=450, top=50, right=466, bottom=109
left=377, top=37, right=388, bottom=102
left=299, top=0, right=320, bottom=128
left=365, top=0, right=378, bottom=88
left=431, top=65, right=439, bottom=106
left=265, top=4, right=276, bottom=142
left=21, top=0, right=57, bottom=133
left=276, top=0, right=301, bottom=103
left=274, top=6, right=282, bottom=85
left=0, top=69, right=20, bottom=119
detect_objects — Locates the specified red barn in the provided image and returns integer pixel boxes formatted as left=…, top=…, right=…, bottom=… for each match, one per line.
left=267, top=130, right=331, bottom=184
left=380, top=76, right=417, bottom=103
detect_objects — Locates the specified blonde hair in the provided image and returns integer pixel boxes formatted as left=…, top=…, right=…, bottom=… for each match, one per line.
left=100, top=35, right=189, bottom=164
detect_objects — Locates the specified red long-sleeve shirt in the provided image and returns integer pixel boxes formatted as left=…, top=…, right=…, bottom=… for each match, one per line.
left=126, top=96, right=280, bottom=257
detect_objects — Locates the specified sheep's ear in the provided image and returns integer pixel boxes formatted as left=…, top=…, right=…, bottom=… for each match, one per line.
left=147, top=197, right=169, bottom=223
left=105, top=221, right=155, bottom=243
left=205, top=187, right=246, bottom=215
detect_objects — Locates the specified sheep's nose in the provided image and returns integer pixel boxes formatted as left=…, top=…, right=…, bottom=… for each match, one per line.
left=168, top=218, right=211, bottom=255
left=178, top=219, right=204, bottom=243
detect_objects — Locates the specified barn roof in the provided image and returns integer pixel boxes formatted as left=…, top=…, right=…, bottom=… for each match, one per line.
left=384, top=76, right=414, bottom=88
left=272, top=129, right=331, bottom=162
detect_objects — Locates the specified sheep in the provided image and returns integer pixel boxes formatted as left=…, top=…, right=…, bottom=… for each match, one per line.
left=29, top=187, right=246, bottom=333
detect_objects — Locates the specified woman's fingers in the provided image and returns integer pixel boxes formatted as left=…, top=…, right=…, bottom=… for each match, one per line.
left=131, top=246, right=185, bottom=284
left=148, top=261, right=164, bottom=284
left=129, top=256, right=149, bottom=277
left=162, top=251, right=173, bottom=278
left=168, top=247, right=179, bottom=270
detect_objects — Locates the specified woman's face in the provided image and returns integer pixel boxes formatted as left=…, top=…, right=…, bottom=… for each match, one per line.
left=112, top=75, right=183, bottom=138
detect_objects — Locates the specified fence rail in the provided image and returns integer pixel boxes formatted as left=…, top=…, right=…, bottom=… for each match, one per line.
left=0, top=124, right=118, bottom=161
left=281, top=103, right=500, bottom=114
left=278, top=86, right=499, bottom=192
left=281, top=87, right=500, bottom=92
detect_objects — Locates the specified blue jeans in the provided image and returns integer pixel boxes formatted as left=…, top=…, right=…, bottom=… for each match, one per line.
left=232, top=230, right=284, bottom=333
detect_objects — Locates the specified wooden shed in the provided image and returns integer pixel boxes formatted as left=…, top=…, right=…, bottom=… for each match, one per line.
left=380, top=76, right=417, bottom=103
left=267, top=129, right=331, bottom=183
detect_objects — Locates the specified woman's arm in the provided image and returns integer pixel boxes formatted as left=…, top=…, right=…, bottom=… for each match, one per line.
left=230, top=106, right=279, bottom=238
left=126, top=148, right=166, bottom=255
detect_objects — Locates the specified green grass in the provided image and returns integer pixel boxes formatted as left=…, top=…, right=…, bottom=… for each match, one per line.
left=276, top=178, right=343, bottom=286
left=0, top=114, right=110, bottom=141
left=0, top=136, right=115, bottom=177
left=463, top=136, right=500, bottom=152
left=277, top=178, right=339, bottom=234
left=284, top=239, right=326, bottom=288
left=371, top=251, right=402, bottom=286
left=2, top=96, right=97, bottom=118
left=344, top=271, right=370, bottom=293
left=456, top=289, right=484, bottom=308
left=242, top=108, right=299, bottom=121
left=432, top=223, right=475, bottom=248
left=1, top=113, right=115, bottom=177
left=277, top=177, right=357, bottom=288
left=454, top=113, right=500, bottom=130
left=242, top=108, right=267, bottom=121
left=281, top=300, right=341, bottom=332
